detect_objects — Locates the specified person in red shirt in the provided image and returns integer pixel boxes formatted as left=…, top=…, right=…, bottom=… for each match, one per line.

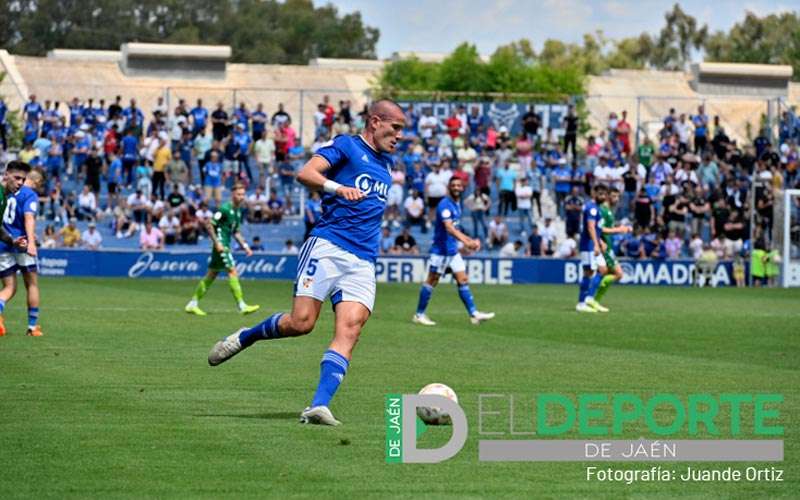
left=474, top=157, right=492, bottom=194
left=104, top=123, right=119, bottom=157
left=322, top=95, right=335, bottom=129
left=444, top=110, right=462, bottom=140
left=616, top=110, right=632, bottom=155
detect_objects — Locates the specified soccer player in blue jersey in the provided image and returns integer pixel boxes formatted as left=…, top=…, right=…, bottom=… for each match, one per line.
left=208, top=99, right=404, bottom=426
left=0, top=168, right=44, bottom=335
left=413, top=176, right=494, bottom=326
left=0, top=161, right=35, bottom=336
left=576, top=184, right=608, bottom=313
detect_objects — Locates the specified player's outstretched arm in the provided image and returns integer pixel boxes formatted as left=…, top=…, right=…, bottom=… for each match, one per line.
left=206, top=220, right=224, bottom=253
left=297, top=155, right=365, bottom=202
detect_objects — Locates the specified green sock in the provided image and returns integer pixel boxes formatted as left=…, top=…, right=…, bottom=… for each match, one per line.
left=594, top=275, right=616, bottom=302
left=192, top=276, right=215, bottom=301
left=229, top=276, right=244, bottom=305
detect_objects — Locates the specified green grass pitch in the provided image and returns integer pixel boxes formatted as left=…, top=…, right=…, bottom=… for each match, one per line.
left=1, top=277, right=798, bottom=498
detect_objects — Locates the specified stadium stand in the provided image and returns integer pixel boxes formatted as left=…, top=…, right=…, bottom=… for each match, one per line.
left=1, top=44, right=798, bottom=267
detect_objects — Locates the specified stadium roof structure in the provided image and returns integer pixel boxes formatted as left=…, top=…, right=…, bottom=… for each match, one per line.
left=691, top=62, right=793, bottom=97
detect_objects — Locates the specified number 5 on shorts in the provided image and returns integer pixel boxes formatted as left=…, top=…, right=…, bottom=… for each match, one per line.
left=306, top=258, right=319, bottom=276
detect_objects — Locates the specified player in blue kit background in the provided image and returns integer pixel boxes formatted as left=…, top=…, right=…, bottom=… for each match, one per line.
left=0, top=161, right=37, bottom=335
left=208, top=99, right=405, bottom=426
left=413, top=176, right=495, bottom=326
left=576, top=184, right=608, bottom=313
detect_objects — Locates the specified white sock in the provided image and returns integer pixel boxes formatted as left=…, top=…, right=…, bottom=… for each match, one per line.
left=238, top=300, right=247, bottom=310
left=187, top=299, right=198, bottom=308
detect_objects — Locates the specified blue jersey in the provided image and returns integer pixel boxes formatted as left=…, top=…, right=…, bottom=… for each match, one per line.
left=578, top=200, right=601, bottom=252
left=311, top=135, right=393, bottom=263
left=191, top=107, right=208, bottom=128
left=431, top=197, right=461, bottom=256
left=2, top=186, right=38, bottom=252
left=108, top=158, right=123, bottom=184
left=204, top=161, right=223, bottom=187
left=121, top=135, right=139, bottom=160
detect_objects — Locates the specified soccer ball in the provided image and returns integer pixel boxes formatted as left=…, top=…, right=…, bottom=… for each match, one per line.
left=416, top=383, right=458, bottom=425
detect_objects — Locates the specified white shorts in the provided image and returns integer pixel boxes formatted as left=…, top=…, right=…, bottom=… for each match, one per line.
left=428, top=253, right=466, bottom=275
left=0, top=252, right=37, bottom=277
left=579, top=250, right=605, bottom=271
left=294, top=237, right=376, bottom=312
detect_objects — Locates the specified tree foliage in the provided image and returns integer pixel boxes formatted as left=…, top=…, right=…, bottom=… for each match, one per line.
left=704, top=11, right=800, bottom=80
left=377, top=42, right=584, bottom=100
left=0, top=0, right=379, bottom=64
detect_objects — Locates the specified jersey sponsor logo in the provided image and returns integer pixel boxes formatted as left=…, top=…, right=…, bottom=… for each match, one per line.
left=354, top=173, right=389, bottom=201
left=361, top=153, right=369, bottom=163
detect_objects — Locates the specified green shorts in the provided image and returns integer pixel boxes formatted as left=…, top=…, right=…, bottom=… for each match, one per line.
left=209, top=248, right=236, bottom=271
left=603, top=249, right=617, bottom=269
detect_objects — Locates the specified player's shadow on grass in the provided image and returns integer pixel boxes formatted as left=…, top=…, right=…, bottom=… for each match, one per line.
left=196, top=411, right=297, bottom=420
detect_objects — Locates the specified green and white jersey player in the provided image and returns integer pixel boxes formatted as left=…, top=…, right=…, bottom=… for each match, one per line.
left=594, top=186, right=632, bottom=310
left=185, top=183, right=260, bottom=316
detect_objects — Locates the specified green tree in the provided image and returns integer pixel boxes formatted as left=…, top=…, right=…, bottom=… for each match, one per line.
left=704, top=11, right=800, bottom=80
left=1, top=0, right=379, bottom=64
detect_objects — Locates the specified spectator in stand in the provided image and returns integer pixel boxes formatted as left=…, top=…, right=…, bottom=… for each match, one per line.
left=266, top=189, right=284, bottom=224
left=246, top=185, right=268, bottom=222
left=165, top=150, right=189, bottom=193
left=140, top=219, right=164, bottom=250
left=204, top=150, right=223, bottom=208
left=692, top=105, right=709, bottom=153
left=424, top=160, right=451, bottom=226
left=665, top=231, right=683, bottom=259
left=282, top=239, right=299, bottom=254
left=403, top=188, right=426, bottom=233
left=380, top=226, right=394, bottom=255
left=488, top=215, right=509, bottom=249
left=464, top=188, right=490, bottom=239
left=152, top=138, right=171, bottom=199
left=553, top=160, right=572, bottom=218
left=562, top=104, right=578, bottom=159
left=179, top=205, right=199, bottom=244
left=474, top=156, right=492, bottom=196
left=304, top=190, right=322, bottom=240
left=563, top=186, right=583, bottom=238
left=271, top=102, right=290, bottom=128
left=417, top=107, right=439, bottom=144
left=251, top=102, right=267, bottom=142
left=554, top=232, right=577, bottom=258
left=250, top=235, right=265, bottom=251
left=539, top=217, right=557, bottom=255
left=515, top=176, right=533, bottom=233
left=41, top=224, right=57, bottom=249
left=393, top=228, right=419, bottom=255
left=76, top=184, right=97, bottom=221
left=526, top=225, right=544, bottom=256
left=495, top=161, right=518, bottom=217
left=59, top=218, right=81, bottom=247
left=499, top=240, right=523, bottom=258
left=81, top=221, right=103, bottom=250
left=616, top=110, right=632, bottom=155
left=211, top=101, right=229, bottom=141
left=158, top=209, right=181, bottom=245
left=233, top=122, right=253, bottom=182
left=254, top=129, right=275, bottom=186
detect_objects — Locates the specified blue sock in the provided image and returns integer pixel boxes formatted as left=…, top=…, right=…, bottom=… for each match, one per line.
left=458, top=284, right=477, bottom=316
left=416, top=284, right=433, bottom=315
left=238, top=312, right=284, bottom=348
left=0, top=299, right=5, bottom=314
left=579, top=275, right=591, bottom=303
left=311, top=349, right=349, bottom=408
left=28, top=307, right=39, bottom=329
left=587, top=273, right=603, bottom=299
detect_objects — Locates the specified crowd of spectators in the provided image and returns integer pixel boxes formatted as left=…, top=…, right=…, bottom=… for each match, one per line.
left=1, top=92, right=799, bottom=264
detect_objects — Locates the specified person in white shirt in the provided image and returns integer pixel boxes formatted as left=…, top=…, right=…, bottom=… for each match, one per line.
left=417, top=108, right=439, bottom=141
left=515, top=176, right=533, bottom=233
left=456, top=141, right=478, bottom=175
left=403, top=189, right=426, bottom=231
left=456, top=105, right=469, bottom=136
left=77, top=185, right=97, bottom=221
left=689, top=233, right=704, bottom=260
left=555, top=234, right=577, bottom=258
left=499, top=240, right=523, bottom=258
left=81, top=222, right=103, bottom=250
left=675, top=113, right=691, bottom=149
left=282, top=239, right=299, bottom=254
left=593, top=161, right=614, bottom=186
left=158, top=209, right=181, bottom=245
left=539, top=217, right=557, bottom=250
left=488, top=216, right=509, bottom=249
left=424, top=162, right=452, bottom=225
left=247, top=186, right=269, bottom=222
left=254, top=130, right=276, bottom=186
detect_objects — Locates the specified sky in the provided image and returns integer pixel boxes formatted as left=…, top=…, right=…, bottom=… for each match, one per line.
left=329, top=0, right=797, bottom=59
